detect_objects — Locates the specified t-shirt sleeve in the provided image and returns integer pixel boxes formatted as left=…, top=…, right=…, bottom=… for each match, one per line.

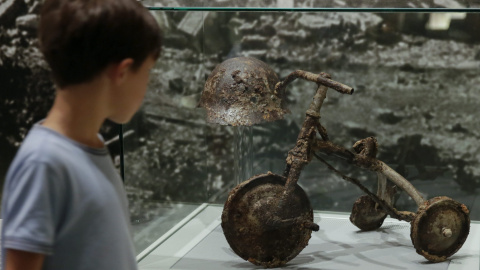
left=2, top=161, right=65, bottom=255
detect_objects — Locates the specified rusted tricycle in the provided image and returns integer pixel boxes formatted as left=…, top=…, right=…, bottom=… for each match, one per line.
left=199, top=57, right=470, bottom=268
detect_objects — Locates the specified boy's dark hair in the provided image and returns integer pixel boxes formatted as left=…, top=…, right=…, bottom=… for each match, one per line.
left=39, top=0, right=162, bottom=88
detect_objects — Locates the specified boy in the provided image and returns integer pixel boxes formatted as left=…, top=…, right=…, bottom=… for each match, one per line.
left=1, top=0, right=161, bottom=269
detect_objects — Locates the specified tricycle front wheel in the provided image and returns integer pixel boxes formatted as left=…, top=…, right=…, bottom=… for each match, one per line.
left=221, top=172, right=314, bottom=268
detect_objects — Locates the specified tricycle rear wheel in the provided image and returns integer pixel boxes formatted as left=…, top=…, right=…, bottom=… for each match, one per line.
left=350, top=195, right=387, bottom=231
left=410, top=196, right=470, bottom=262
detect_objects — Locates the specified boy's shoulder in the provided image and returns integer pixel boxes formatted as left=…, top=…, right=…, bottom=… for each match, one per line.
left=14, top=124, right=75, bottom=165
left=5, top=123, right=114, bottom=194
left=9, top=124, right=108, bottom=178
left=4, top=125, right=72, bottom=194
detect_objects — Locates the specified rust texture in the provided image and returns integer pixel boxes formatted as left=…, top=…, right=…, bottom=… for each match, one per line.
left=312, top=140, right=383, bottom=171
left=314, top=153, right=416, bottom=223
left=350, top=195, right=388, bottom=231
left=221, top=173, right=315, bottom=268
left=313, top=138, right=425, bottom=207
left=278, top=84, right=329, bottom=217
left=213, top=58, right=470, bottom=267
left=198, top=57, right=288, bottom=126
left=350, top=137, right=390, bottom=231
left=275, top=70, right=354, bottom=95
left=410, top=196, right=470, bottom=262
left=221, top=81, right=343, bottom=268
left=353, top=137, right=378, bottom=158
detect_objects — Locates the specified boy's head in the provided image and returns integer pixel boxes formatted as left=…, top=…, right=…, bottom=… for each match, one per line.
left=39, top=0, right=162, bottom=88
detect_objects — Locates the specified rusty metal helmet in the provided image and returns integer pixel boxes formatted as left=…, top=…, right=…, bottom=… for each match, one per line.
left=198, top=57, right=288, bottom=126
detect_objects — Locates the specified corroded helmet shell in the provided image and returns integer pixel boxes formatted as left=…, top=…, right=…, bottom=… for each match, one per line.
left=198, top=57, right=288, bottom=126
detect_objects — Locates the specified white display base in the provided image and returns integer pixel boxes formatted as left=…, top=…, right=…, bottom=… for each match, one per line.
left=138, top=204, right=480, bottom=270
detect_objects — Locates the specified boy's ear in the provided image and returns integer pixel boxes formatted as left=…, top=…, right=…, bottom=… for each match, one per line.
left=107, top=58, right=134, bottom=84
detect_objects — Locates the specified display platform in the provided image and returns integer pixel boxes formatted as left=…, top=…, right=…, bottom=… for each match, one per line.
left=138, top=204, right=479, bottom=270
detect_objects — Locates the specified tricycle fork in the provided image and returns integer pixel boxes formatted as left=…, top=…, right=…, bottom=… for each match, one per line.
left=277, top=73, right=353, bottom=216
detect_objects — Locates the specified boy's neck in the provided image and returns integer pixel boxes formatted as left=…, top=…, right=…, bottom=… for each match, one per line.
left=43, top=78, right=110, bottom=149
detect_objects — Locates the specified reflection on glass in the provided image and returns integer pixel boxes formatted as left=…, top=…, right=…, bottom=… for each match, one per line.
left=124, top=8, right=480, bottom=256
left=233, top=126, right=253, bottom=185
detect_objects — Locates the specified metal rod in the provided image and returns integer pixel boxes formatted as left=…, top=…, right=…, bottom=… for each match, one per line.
left=314, top=153, right=415, bottom=222
left=377, top=172, right=388, bottom=201
left=278, top=82, right=332, bottom=215
left=308, top=84, right=329, bottom=115
left=275, top=70, right=354, bottom=95
left=313, top=140, right=426, bottom=207
left=105, top=130, right=134, bottom=146
left=380, top=162, right=425, bottom=207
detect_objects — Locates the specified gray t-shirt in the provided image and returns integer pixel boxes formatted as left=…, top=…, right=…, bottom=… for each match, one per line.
left=1, top=124, right=138, bottom=270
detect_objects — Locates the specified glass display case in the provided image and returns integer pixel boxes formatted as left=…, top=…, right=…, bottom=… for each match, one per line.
left=121, top=0, right=480, bottom=269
